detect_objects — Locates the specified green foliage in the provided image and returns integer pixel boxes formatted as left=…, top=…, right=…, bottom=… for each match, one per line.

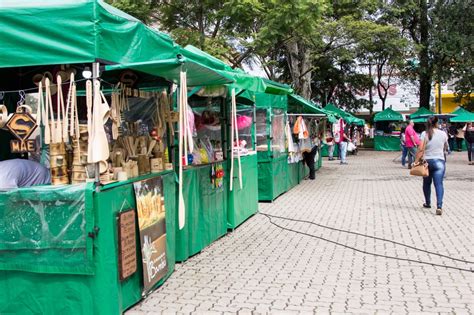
left=108, top=0, right=473, bottom=113
left=105, top=0, right=158, bottom=23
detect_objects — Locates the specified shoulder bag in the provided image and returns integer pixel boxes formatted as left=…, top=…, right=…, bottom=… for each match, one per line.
left=410, top=137, right=429, bottom=177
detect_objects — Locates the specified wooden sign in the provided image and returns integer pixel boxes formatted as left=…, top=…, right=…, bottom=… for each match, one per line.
left=6, top=107, right=37, bottom=153
left=117, top=209, right=137, bottom=281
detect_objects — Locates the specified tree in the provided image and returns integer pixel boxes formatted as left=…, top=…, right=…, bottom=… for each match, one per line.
left=105, top=0, right=158, bottom=23
left=356, top=23, right=408, bottom=111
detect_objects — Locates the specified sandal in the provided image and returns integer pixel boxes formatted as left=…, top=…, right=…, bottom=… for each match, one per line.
left=423, top=203, right=431, bottom=209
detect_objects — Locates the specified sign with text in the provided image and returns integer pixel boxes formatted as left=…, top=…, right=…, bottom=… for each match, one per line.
left=117, top=209, right=137, bottom=281
left=6, top=108, right=37, bottom=153
left=133, top=177, right=168, bottom=294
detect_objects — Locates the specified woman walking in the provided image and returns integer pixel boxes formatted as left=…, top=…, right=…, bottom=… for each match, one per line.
left=464, top=122, right=474, bottom=165
left=418, top=116, right=448, bottom=215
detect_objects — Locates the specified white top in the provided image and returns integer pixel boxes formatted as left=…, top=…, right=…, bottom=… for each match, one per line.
left=423, top=129, right=448, bottom=160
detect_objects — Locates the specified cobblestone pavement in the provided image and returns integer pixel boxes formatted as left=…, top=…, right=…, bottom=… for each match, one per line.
left=128, top=151, right=473, bottom=314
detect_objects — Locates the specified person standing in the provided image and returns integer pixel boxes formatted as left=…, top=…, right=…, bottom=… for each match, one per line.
left=448, top=123, right=457, bottom=152
left=405, top=120, right=420, bottom=168
left=417, top=116, right=448, bottom=215
left=400, top=126, right=408, bottom=167
left=325, top=127, right=335, bottom=161
left=464, top=122, right=474, bottom=165
left=339, top=121, right=350, bottom=165
left=456, top=124, right=465, bottom=151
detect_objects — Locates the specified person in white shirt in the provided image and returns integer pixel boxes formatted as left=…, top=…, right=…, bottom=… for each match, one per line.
left=417, top=116, right=448, bottom=215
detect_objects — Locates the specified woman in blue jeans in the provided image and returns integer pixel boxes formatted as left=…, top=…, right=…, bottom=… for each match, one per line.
left=419, top=116, right=448, bottom=215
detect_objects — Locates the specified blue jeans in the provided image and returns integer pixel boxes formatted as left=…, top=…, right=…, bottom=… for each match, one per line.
left=339, top=141, right=348, bottom=163
left=407, top=146, right=417, bottom=167
left=401, top=145, right=408, bottom=166
left=423, top=159, right=446, bottom=209
left=467, top=141, right=473, bottom=162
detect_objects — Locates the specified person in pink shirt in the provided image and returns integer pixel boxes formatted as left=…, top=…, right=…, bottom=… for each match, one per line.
left=405, top=120, right=420, bottom=168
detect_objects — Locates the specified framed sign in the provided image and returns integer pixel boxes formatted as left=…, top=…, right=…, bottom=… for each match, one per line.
left=133, top=177, right=168, bottom=294
left=117, top=209, right=137, bottom=281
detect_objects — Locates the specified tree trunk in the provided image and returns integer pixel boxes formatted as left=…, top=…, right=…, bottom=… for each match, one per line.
left=285, top=39, right=312, bottom=99
left=368, top=63, right=374, bottom=117
left=419, top=0, right=431, bottom=109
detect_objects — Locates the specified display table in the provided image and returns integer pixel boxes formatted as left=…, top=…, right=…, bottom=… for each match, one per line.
left=228, top=154, right=259, bottom=229
left=374, top=135, right=401, bottom=151
left=0, top=171, right=177, bottom=315
left=175, top=163, right=229, bottom=262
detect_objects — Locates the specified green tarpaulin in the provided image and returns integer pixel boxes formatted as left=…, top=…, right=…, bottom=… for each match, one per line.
left=409, top=107, right=435, bottom=123
left=374, top=108, right=404, bottom=122
left=374, top=135, right=401, bottom=151
left=0, top=0, right=180, bottom=68
left=450, top=107, right=474, bottom=122
left=288, top=94, right=327, bottom=116
left=258, top=155, right=289, bottom=201
left=104, top=57, right=234, bottom=87
left=0, top=172, right=177, bottom=315
left=255, top=93, right=288, bottom=110
left=176, top=164, right=228, bottom=262
left=228, top=155, right=259, bottom=229
left=324, top=104, right=365, bottom=125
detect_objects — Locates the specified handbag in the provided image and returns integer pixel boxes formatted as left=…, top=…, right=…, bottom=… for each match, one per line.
left=410, top=160, right=429, bottom=176
left=410, top=137, right=429, bottom=177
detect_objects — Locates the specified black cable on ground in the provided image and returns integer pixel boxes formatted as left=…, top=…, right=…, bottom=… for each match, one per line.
left=259, top=212, right=473, bottom=273
left=260, top=212, right=474, bottom=264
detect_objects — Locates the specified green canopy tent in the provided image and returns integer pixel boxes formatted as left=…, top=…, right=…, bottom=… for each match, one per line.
left=324, top=104, right=365, bottom=126
left=373, top=108, right=404, bottom=151
left=0, top=0, right=180, bottom=68
left=450, top=107, right=474, bottom=123
left=409, top=107, right=436, bottom=123
left=374, top=107, right=404, bottom=122
left=0, top=1, right=201, bottom=315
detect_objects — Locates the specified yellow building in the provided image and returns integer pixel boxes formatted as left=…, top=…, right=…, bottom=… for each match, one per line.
left=434, top=83, right=469, bottom=113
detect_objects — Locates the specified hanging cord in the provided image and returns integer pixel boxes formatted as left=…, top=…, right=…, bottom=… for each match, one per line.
left=259, top=212, right=473, bottom=273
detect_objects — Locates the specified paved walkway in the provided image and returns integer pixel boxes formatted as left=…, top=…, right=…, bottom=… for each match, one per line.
left=128, top=151, right=473, bottom=314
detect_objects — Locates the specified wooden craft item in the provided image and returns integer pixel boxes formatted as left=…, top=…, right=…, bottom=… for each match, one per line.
left=137, top=154, right=150, bottom=175
left=150, top=158, right=163, bottom=173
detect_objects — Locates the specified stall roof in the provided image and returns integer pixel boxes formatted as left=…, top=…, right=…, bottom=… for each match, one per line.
left=288, top=94, right=327, bottom=116
left=409, top=107, right=435, bottom=123
left=324, top=103, right=365, bottom=125
left=0, top=0, right=179, bottom=68
left=255, top=93, right=287, bottom=110
left=374, top=107, right=404, bottom=122
left=104, top=57, right=234, bottom=86
left=450, top=107, right=474, bottom=122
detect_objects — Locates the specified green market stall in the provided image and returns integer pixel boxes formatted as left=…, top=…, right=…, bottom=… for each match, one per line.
left=450, top=107, right=474, bottom=151
left=256, top=93, right=289, bottom=201
left=320, top=104, right=365, bottom=157
left=0, top=172, right=176, bottom=315
left=374, top=108, right=404, bottom=151
left=181, top=46, right=260, bottom=231
left=0, top=1, right=235, bottom=314
left=287, top=94, right=327, bottom=186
